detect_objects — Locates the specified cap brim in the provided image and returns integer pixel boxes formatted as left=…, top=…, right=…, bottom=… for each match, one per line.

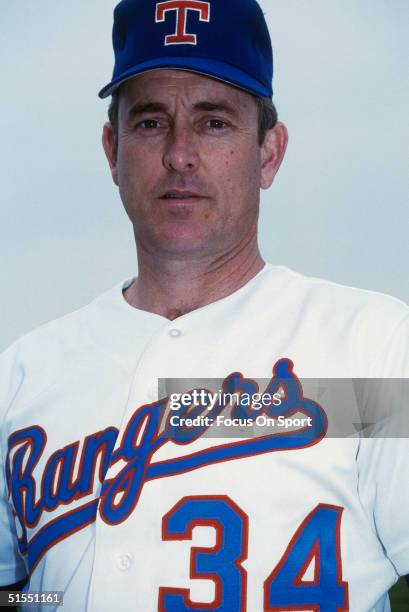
left=98, top=56, right=271, bottom=99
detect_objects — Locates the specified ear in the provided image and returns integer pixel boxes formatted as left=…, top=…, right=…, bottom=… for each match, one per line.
left=102, top=122, right=119, bottom=186
left=260, top=121, right=288, bottom=190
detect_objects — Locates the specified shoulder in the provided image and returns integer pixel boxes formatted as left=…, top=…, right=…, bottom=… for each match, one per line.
left=260, top=264, right=409, bottom=326
left=2, top=292, right=104, bottom=368
left=254, top=265, right=409, bottom=375
left=0, top=282, right=126, bottom=417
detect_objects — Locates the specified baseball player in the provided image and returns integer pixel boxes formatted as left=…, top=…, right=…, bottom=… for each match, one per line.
left=1, top=1, right=409, bottom=611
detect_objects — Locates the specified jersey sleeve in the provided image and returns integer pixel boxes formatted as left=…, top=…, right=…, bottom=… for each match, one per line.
left=0, top=455, right=28, bottom=585
left=357, top=314, right=409, bottom=576
left=0, top=344, right=28, bottom=586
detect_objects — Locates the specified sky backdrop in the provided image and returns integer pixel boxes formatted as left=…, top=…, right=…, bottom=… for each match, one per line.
left=1, top=0, right=408, bottom=350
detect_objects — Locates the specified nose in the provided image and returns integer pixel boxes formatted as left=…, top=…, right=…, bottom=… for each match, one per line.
left=162, top=125, right=200, bottom=173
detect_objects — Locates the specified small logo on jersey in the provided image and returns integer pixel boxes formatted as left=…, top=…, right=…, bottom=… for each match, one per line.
left=155, top=0, right=211, bottom=45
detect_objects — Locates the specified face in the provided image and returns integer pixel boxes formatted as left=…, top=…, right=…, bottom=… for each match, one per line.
left=103, top=69, right=287, bottom=259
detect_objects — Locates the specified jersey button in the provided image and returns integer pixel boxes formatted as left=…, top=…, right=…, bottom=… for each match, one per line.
left=116, top=553, right=133, bottom=571
left=169, top=328, right=182, bottom=338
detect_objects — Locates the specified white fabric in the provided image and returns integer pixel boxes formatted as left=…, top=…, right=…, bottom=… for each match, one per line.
left=0, top=264, right=408, bottom=611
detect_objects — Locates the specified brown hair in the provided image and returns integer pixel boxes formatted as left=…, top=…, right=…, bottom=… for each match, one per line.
left=107, top=87, right=278, bottom=145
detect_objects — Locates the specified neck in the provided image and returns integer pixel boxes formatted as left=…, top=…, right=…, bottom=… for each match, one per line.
left=124, top=241, right=265, bottom=320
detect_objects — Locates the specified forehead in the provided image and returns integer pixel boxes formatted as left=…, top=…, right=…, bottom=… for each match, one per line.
left=119, top=69, right=257, bottom=113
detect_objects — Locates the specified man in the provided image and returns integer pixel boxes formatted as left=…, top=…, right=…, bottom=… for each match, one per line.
left=1, top=1, right=408, bottom=610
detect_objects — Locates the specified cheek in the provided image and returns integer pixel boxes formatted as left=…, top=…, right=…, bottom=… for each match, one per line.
left=216, top=146, right=262, bottom=196
left=117, top=143, right=159, bottom=196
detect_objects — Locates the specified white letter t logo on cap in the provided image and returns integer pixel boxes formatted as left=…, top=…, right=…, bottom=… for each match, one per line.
left=155, top=1, right=211, bottom=45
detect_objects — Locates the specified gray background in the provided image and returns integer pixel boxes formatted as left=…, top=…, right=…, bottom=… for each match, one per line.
left=1, top=1, right=408, bottom=350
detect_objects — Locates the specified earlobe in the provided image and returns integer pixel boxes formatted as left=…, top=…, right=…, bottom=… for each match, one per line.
left=102, top=122, right=119, bottom=186
left=260, top=121, right=288, bottom=190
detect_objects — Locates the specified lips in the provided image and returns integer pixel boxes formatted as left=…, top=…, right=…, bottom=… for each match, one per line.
left=161, top=190, right=204, bottom=200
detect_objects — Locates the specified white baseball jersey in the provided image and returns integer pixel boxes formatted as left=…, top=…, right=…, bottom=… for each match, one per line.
left=1, top=264, right=409, bottom=611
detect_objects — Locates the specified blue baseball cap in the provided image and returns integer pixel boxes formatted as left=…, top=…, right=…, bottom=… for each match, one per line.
left=98, top=0, right=273, bottom=99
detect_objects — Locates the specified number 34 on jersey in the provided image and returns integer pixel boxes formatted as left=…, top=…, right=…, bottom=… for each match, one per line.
left=158, top=496, right=349, bottom=611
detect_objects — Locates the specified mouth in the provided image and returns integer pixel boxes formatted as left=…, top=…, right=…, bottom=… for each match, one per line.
left=159, top=190, right=206, bottom=203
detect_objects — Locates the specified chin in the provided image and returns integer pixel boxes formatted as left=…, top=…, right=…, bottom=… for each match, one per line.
left=148, top=223, right=216, bottom=251
left=149, top=233, right=218, bottom=257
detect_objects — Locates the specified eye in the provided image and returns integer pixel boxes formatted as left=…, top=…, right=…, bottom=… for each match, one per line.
left=137, top=119, right=161, bottom=130
left=206, top=119, right=228, bottom=130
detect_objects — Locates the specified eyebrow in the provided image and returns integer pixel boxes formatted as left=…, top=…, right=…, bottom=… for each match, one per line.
left=126, top=99, right=240, bottom=120
left=192, top=101, right=239, bottom=117
left=127, top=102, right=168, bottom=119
